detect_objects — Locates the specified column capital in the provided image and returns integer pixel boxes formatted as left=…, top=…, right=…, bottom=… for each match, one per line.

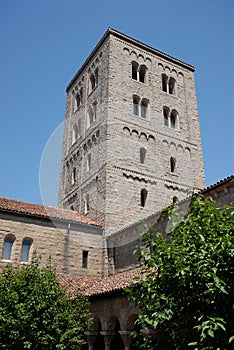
left=119, top=330, right=132, bottom=349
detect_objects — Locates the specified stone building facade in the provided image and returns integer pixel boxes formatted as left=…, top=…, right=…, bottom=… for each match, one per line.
left=0, top=29, right=233, bottom=350
left=58, top=28, right=205, bottom=235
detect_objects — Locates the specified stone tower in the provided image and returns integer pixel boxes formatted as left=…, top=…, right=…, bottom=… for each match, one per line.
left=58, top=28, right=205, bottom=235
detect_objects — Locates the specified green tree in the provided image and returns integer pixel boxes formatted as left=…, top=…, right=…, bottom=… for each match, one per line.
left=127, top=195, right=234, bottom=349
left=0, top=254, right=92, bottom=350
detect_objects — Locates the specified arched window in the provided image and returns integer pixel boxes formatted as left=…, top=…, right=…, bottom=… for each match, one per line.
left=94, top=68, right=98, bottom=86
left=87, top=154, right=91, bottom=172
left=75, top=93, right=81, bottom=110
left=170, top=157, right=176, bottom=173
left=88, top=108, right=94, bottom=127
left=90, top=74, right=95, bottom=90
left=139, top=65, right=147, bottom=83
left=133, top=95, right=140, bottom=116
left=72, top=168, right=76, bottom=184
left=85, top=193, right=90, bottom=213
left=170, top=110, right=177, bottom=129
left=163, top=107, right=170, bottom=126
left=169, top=77, right=176, bottom=95
left=140, top=148, right=146, bottom=164
left=20, top=239, right=32, bottom=262
left=132, top=61, right=138, bottom=80
left=140, top=189, right=148, bottom=207
left=162, top=74, right=168, bottom=92
left=173, top=196, right=178, bottom=204
left=141, top=99, right=148, bottom=118
left=2, top=236, right=15, bottom=260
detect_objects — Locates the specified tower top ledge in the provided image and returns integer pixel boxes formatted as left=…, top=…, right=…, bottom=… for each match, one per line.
left=66, top=27, right=195, bottom=92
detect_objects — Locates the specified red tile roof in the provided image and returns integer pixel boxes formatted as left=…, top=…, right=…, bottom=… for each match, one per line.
left=0, top=197, right=100, bottom=227
left=58, top=268, right=142, bottom=297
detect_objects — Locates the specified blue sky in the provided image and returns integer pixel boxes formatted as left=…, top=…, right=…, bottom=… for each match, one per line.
left=1, top=0, right=233, bottom=206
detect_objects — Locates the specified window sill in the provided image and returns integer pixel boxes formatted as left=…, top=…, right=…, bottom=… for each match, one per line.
left=1, top=259, right=12, bottom=262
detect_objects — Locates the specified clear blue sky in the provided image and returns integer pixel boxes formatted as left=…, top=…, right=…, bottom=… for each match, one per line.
left=1, top=0, right=233, bottom=206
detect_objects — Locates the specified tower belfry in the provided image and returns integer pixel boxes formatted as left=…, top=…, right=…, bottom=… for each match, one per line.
left=58, top=28, right=205, bottom=235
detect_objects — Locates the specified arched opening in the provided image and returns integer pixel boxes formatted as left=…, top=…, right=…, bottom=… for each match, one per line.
left=139, top=65, right=147, bottom=83
left=20, top=238, right=33, bottom=262
left=163, top=107, right=170, bottom=127
left=168, top=77, right=176, bottom=95
left=162, top=73, right=168, bottom=92
left=132, top=61, right=138, bottom=80
left=140, top=189, right=148, bottom=207
left=133, top=95, right=140, bottom=116
left=170, top=110, right=178, bottom=129
left=93, top=319, right=105, bottom=350
left=2, top=236, right=15, bottom=260
left=90, top=74, right=95, bottom=91
left=170, top=157, right=176, bottom=173
left=140, top=148, right=146, bottom=164
left=110, top=319, right=124, bottom=350
left=94, top=68, right=98, bottom=86
left=72, top=168, right=76, bottom=184
left=141, top=99, right=148, bottom=118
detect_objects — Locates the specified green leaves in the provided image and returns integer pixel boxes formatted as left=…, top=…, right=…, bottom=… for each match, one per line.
left=0, top=254, right=91, bottom=349
left=127, top=195, right=234, bottom=349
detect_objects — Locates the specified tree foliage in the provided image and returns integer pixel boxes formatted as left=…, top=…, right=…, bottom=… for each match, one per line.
left=127, top=195, right=234, bottom=349
left=0, top=254, right=92, bottom=350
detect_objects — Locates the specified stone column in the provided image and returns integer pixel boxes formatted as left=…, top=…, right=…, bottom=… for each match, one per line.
left=84, top=331, right=98, bottom=350
left=100, top=331, right=116, bottom=350
left=119, top=330, right=132, bottom=350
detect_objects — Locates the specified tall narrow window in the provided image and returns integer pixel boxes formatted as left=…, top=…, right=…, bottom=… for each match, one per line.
left=2, top=236, right=14, bottom=260
left=168, top=77, right=176, bottom=95
left=141, top=99, right=148, bottom=118
left=170, top=157, right=176, bottom=173
left=163, top=107, right=169, bottom=126
left=87, top=154, right=91, bottom=172
left=88, top=108, right=94, bottom=127
left=94, top=68, right=98, bottom=86
left=90, top=74, right=95, bottom=90
left=75, top=93, right=81, bottom=109
left=132, top=61, right=138, bottom=80
left=20, top=239, right=32, bottom=262
left=85, top=194, right=90, bottom=213
left=170, top=111, right=177, bottom=129
left=139, top=65, right=147, bottom=83
left=162, top=74, right=168, bottom=92
left=133, top=95, right=140, bottom=116
left=140, top=189, right=148, bottom=207
left=140, top=148, right=146, bottom=164
left=72, top=168, right=76, bottom=184
left=82, top=250, right=88, bottom=269
left=92, top=101, right=97, bottom=122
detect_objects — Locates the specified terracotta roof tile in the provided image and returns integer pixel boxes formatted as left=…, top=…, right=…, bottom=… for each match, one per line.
left=0, top=197, right=101, bottom=227
left=58, top=268, right=142, bottom=296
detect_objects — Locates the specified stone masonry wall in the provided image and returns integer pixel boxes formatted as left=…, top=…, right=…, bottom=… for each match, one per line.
left=0, top=213, right=104, bottom=277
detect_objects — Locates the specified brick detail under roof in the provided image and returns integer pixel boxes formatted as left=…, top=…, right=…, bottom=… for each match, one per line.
left=0, top=197, right=100, bottom=226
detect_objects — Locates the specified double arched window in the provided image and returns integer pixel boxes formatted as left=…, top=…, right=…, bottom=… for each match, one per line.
left=89, top=68, right=98, bottom=92
left=132, top=62, right=147, bottom=83
left=73, top=88, right=83, bottom=111
left=133, top=95, right=149, bottom=119
left=162, top=74, right=176, bottom=95
left=163, top=107, right=178, bottom=129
